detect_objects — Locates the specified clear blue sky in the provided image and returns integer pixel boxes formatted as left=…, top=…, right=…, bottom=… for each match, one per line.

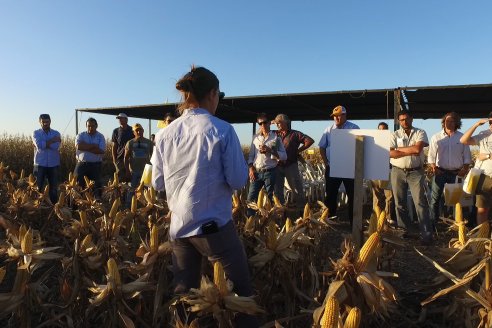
left=1, top=1, right=492, bottom=146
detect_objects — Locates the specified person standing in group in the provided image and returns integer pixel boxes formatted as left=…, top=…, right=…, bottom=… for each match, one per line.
left=247, top=113, right=287, bottom=215
left=428, top=112, right=471, bottom=227
left=460, top=112, right=492, bottom=225
left=124, top=123, right=153, bottom=204
left=371, top=122, right=396, bottom=224
left=273, top=113, right=313, bottom=214
left=74, top=117, right=106, bottom=197
left=111, top=113, right=133, bottom=181
left=318, top=105, right=359, bottom=225
left=32, top=114, right=61, bottom=204
left=157, top=112, right=177, bottom=129
left=390, top=110, right=433, bottom=245
left=151, top=66, right=258, bottom=327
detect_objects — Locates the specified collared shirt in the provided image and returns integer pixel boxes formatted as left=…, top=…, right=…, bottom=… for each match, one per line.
left=248, top=131, right=287, bottom=170
left=32, top=128, right=61, bottom=167
left=390, top=127, right=428, bottom=169
left=472, top=129, right=492, bottom=177
left=75, top=131, right=106, bottom=163
left=151, top=108, right=248, bottom=240
left=276, top=129, right=312, bottom=166
left=112, top=126, right=133, bottom=160
left=427, top=130, right=471, bottom=170
left=318, top=120, right=359, bottom=163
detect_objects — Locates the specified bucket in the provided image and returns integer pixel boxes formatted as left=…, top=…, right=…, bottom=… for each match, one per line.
left=463, top=168, right=482, bottom=194
left=140, top=164, right=153, bottom=187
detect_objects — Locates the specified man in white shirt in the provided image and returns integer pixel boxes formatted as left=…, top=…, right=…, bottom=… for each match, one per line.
left=427, top=112, right=471, bottom=227
left=390, top=110, right=432, bottom=245
left=460, top=111, right=492, bottom=225
left=318, top=105, right=359, bottom=226
left=247, top=113, right=287, bottom=214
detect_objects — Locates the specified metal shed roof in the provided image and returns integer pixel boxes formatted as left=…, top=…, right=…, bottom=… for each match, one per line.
left=76, top=83, right=492, bottom=123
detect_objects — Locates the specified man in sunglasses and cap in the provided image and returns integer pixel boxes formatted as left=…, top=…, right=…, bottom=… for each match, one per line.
left=112, top=113, right=134, bottom=182
left=460, top=112, right=492, bottom=225
left=318, top=105, right=359, bottom=226
left=32, top=114, right=61, bottom=204
left=247, top=113, right=287, bottom=216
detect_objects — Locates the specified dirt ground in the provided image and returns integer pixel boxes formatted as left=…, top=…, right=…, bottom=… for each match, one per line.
left=313, top=204, right=477, bottom=328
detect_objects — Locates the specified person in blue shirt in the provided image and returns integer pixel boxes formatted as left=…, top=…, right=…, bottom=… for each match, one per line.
left=32, top=114, right=61, bottom=204
left=74, top=117, right=106, bottom=197
left=318, top=105, right=360, bottom=226
left=152, top=66, right=258, bottom=327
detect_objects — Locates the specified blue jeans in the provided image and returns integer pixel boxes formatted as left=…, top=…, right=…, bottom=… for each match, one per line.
left=391, top=167, right=432, bottom=238
left=247, top=168, right=276, bottom=216
left=430, top=171, right=458, bottom=224
left=125, top=171, right=143, bottom=208
left=33, top=165, right=59, bottom=204
left=74, top=162, right=102, bottom=197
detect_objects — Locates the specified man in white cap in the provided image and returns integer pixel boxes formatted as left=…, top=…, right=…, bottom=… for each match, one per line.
left=112, top=113, right=133, bottom=181
left=318, top=105, right=359, bottom=226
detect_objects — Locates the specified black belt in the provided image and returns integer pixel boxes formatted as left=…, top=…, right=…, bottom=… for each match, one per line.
left=256, top=167, right=275, bottom=173
left=394, top=166, right=421, bottom=173
left=437, top=167, right=460, bottom=174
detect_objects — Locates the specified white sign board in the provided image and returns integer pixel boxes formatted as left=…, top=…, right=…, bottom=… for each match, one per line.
left=329, top=129, right=391, bottom=180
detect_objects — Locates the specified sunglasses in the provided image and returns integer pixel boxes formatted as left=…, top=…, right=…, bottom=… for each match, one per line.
left=218, top=91, right=225, bottom=100
left=258, top=121, right=269, bottom=126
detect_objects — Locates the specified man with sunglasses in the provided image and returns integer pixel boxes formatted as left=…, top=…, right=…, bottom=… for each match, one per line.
left=460, top=112, right=492, bottom=225
left=319, top=105, right=359, bottom=226
left=427, top=112, right=471, bottom=229
left=247, top=113, right=287, bottom=215
left=32, top=114, right=61, bottom=204
left=124, top=123, right=153, bottom=205
left=390, top=109, right=432, bottom=245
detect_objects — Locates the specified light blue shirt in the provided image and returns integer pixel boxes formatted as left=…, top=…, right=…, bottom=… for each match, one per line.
left=32, top=128, right=61, bottom=167
left=151, top=108, right=248, bottom=240
left=75, top=131, right=106, bottom=162
left=318, top=120, right=360, bottom=162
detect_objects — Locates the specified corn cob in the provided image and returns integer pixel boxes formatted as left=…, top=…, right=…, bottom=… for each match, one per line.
left=320, top=296, right=339, bottom=328
left=303, top=203, right=311, bottom=219
left=107, top=258, right=121, bottom=289
left=131, top=195, right=137, bottom=214
left=80, top=234, right=93, bottom=250
left=79, top=210, right=88, bottom=228
left=285, top=218, right=293, bottom=232
left=257, top=188, right=265, bottom=209
left=112, top=172, right=119, bottom=187
left=232, top=194, right=240, bottom=208
left=455, top=203, right=466, bottom=245
left=150, top=186, right=156, bottom=203
left=244, top=216, right=255, bottom=232
left=266, top=220, right=277, bottom=249
left=273, top=194, right=282, bottom=207
left=21, top=228, right=33, bottom=254
left=150, top=225, right=159, bottom=253
left=112, top=212, right=124, bottom=238
left=19, top=225, right=27, bottom=243
left=343, top=307, right=361, bottom=328
left=320, top=208, right=330, bottom=221
left=109, top=198, right=121, bottom=219
left=355, top=232, right=380, bottom=272
left=213, top=261, right=229, bottom=297
left=374, top=205, right=381, bottom=219
left=376, top=210, right=386, bottom=233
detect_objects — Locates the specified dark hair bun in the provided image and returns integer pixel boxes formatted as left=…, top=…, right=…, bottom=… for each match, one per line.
left=176, top=78, right=193, bottom=92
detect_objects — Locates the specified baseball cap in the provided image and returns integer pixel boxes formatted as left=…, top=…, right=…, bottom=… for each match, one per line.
left=132, top=123, right=143, bottom=131
left=330, top=105, right=347, bottom=117
left=116, top=113, right=128, bottom=119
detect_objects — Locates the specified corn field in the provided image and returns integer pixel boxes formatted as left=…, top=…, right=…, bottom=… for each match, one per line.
left=0, top=135, right=491, bottom=328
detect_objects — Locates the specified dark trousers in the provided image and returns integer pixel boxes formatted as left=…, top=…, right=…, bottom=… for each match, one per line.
left=74, top=162, right=102, bottom=196
left=33, top=165, right=59, bottom=204
left=325, top=166, right=355, bottom=225
left=430, top=171, right=458, bottom=224
left=171, top=220, right=258, bottom=327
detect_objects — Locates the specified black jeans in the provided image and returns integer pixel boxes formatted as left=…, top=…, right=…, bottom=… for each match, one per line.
left=33, top=165, right=59, bottom=204
left=74, top=162, right=102, bottom=196
left=325, top=165, right=355, bottom=225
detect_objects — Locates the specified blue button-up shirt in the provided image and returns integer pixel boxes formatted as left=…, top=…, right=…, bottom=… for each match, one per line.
left=151, top=108, right=248, bottom=240
left=75, top=131, right=106, bottom=163
left=32, top=128, right=61, bottom=167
